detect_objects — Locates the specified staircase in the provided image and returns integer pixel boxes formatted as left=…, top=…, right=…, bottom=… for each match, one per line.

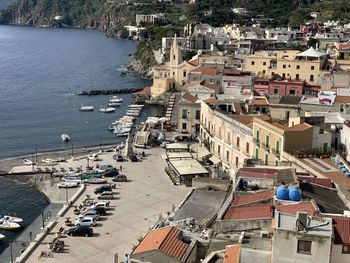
left=165, top=95, right=176, bottom=119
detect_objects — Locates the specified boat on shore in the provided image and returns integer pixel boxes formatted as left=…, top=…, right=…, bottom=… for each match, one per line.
left=84, top=178, right=108, bottom=184
left=23, top=158, right=33, bottom=166
left=99, top=107, right=116, bottom=113
left=0, top=220, right=21, bottom=230
left=0, top=233, right=4, bottom=241
left=57, top=181, right=80, bottom=188
left=61, top=134, right=70, bottom=142
left=80, top=105, right=94, bottom=111
left=0, top=214, right=23, bottom=224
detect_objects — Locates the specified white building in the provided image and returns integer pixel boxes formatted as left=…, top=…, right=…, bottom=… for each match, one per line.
left=341, top=121, right=350, bottom=162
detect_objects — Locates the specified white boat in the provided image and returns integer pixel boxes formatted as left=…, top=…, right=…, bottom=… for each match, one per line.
left=0, top=233, right=4, bottom=241
left=108, top=102, right=121, bottom=107
left=61, top=134, right=70, bottom=142
left=41, top=158, right=57, bottom=164
left=113, top=126, right=131, bottom=134
left=109, top=98, right=123, bottom=103
left=0, top=215, right=23, bottom=224
left=0, top=220, right=21, bottom=230
left=62, top=176, right=82, bottom=182
left=99, top=107, right=116, bottom=113
left=128, top=104, right=144, bottom=109
left=126, top=111, right=140, bottom=117
left=23, top=159, right=33, bottom=165
left=57, top=181, right=80, bottom=188
left=80, top=105, right=94, bottom=111
left=84, top=178, right=108, bottom=184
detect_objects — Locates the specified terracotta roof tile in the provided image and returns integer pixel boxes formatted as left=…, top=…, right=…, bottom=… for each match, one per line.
left=237, top=168, right=277, bottom=180
left=223, top=245, right=240, bottom=263
left=203, top=97, right=217, bottom=105
left=133, top=226, right=189, bottom=260
left=297, top=176, right=334, bottom=188
left=335, top=95, right=350, bottom=104
left=182, top=93, right=198, bottom=103
left=275, top=201, right=319, bottom=216
left=320, top=214, right=350, bottom=244
left=223, top=204, right=272, bottom=220
left=253, top=97, right=269, bottom=106
left=286, top=122, right=312, bottom=131
left=229, top=115, right=254, bottom=127
left=336, top=40, right=350, bottom=51
left=188, top=59, right=199, bottom=66
left=191, top=66, right=218, bottom=75
left=233, top=190, right=274, bottom=206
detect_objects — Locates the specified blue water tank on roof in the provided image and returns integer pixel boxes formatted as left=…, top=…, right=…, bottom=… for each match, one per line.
left=345, top=172, right=350, bottom=178
left=276, top=186, right=289, bottom=200
left=289, top=187, right=301, bottom=201
left=240, top=179, right=248, bottom=188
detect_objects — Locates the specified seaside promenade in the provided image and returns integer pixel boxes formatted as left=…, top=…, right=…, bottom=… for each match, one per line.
left=19, top=147, right=190, bottom=263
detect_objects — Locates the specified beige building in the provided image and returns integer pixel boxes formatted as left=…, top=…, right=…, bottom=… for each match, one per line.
left=177, top=93, right=201, bottom=136
left=151, top=36, right=196, bottom=99
left=200, top=100, right=254, bottom=175
left=244, top=47, right=330, bottom=83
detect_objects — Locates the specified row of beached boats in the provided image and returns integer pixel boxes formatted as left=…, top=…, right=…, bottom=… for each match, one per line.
left=79, top=96, right=124, bottom=113
left=56, top=171, right=109, bottom=188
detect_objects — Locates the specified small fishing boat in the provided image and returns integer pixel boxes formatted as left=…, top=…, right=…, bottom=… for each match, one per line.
left=84, top=178, right=108, bottom=184
left=61, top=134, right=70, bottom=142
left=126, top=111, right=140, bottom=117
left=57, top=181, right=80, bottom=188
left=128, top=104, right=144, bottom=109
left=0, top=220, right=21, bottom=230
left=0, top=214, right=23, bottom=224
left=62, top=176, right=82, bottom=182
left=108, top=102, right=121, bottom=107
left=41, top=158, right=57, bottom=164
left=109, top=96, right=123, bottom=103
left=0, top=233, right=4, bottom=241
left=23, top=159, right=33, bottom=165
left=99, top=107, right=116, bottom=113
left=80, top=105, right=94, bottom=111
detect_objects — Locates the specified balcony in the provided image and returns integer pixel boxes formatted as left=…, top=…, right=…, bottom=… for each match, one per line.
left=253, top=138, right=260, bottom=145
left=261, top=142, right=270, bottom=152
left=272, top=148, right=281, bottom=156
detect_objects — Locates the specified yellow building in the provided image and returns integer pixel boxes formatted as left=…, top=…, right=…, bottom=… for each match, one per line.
left=150, top=35, right=196, bottom=99
left=243, top=47, right=330, bottom=83
left=252, top=117, right=314, bottom=166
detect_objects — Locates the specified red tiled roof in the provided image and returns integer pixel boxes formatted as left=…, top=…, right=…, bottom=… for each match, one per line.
left=233, top=190, right=274, bottom=206
left=191, top=66, right=217, bottom=75
left=182, top=93, right=197, bottom=103
left=133, top=226, right=188, bottom=260
left=237, top=168, right=277, bottom=180
left=203, top=97, right=217, bottom=105
left=188, top=59, right=199, bottom=66
left=223, top=204, right=272, bottom=220
left=320, top=214, right=350, bottom=244
left=253, top=97, right=268, bottom=106
left=297, top=176, right=334, bottom=188
left=133, top=86, right=151, bottom=95
left=335, top=95, right=350, bottom=104
left=223, top=245, right=240, bottom=263
left=336, top=40, right=350, bottom=51
left=286, top=122, right=312, bottom=132
left=275, top=201, right=319, bottom=216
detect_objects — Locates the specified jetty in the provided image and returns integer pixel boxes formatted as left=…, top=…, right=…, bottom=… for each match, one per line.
left=75, top=87, right=143, bottom=96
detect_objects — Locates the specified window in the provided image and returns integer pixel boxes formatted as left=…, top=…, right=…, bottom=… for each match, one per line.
left=226, top=151, right=230, bottom=161
left=256, top=130, right=260, bottom=142
left=236, top=137, right=240, bottom=148
left=263, top=62, right=266, bottom=66
left=296, top=74, right=300, bottom=80
left=297, top=240, right=312, bottom=254
left=296, top=65, right=300, bottom=69
left=183, top=71, right=187, bottom=77
left=282, top=73, right=286, bottom=78
left=342, top=245, right=350, bottom=254
left=283, top=64, right=286, bottom=69
left=227, top=132, right=231, bottom=143
left=255, top=148, right=259, bottom=159
left=235, top=156, right=239, bottom=167
left=217, top=145, right=221, bottom=155
left=311, top=66, right=314, bottom=70
left=173, top=55, right=175, bottom=60
left=246, top=142, right=249, bottom=153
left=182, top=109, right=187, bottom=119
left=219, top=127, right=222, bottom=138
left=251, top=61, right=255, bottom=65
left=274, top=89, right=278, bottom=94
left=264, top=153, right=269, bottom=165
left=265, top=135, right=270, bottom=148
left=173, top=72, right=175, bottom=76
left=276, top=141, right=280, bottom=154
left=195, top=110, right=200, bottom=120
left=289, top=89, right=295, bottom=95
left=310, top=75, right=314, bottom=82
left=182, top=123, right=187, bottom=130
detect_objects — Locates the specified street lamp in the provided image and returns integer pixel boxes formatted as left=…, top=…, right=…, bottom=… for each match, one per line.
left=71, top=143, right=74, bottom=161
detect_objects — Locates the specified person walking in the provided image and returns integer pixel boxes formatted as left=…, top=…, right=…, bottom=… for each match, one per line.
left=119, top=165, right=123, bottom=172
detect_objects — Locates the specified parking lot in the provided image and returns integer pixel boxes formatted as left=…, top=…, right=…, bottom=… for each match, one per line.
left=26, top=147, right=190, bottom=263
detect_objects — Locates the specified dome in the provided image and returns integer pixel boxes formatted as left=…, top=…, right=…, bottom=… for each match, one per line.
left=276, top=186, right=289, bottom=200
left=289, top=187, right=301, bottom=201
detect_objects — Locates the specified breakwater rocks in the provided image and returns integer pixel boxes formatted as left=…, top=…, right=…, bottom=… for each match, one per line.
left=75, top=88, right=143, bottom=96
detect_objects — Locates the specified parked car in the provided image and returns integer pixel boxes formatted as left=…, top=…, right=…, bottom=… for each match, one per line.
left=113, top=154, right=124, bottom=162
left=90, top=201, right=110, bottom=210
left=79, top=210, right=100, bottom=221
left=129, top=154, right=138, bottom=162
left=96, top=163, right=115, bottom=173
left=74, top=217, right=96, bottom=227
left=88, top=154, right=99, bottom=161
left=97, top=191, right=113, bottom=200
left=90, top=206, right=107, bottom=215
left=112, top=174, right=128, bottom=182
left=94, top=184, right=112, bottom=194
left=103, top=170, right=119, bottom=178
left=67, top=226, right=93, bottom=237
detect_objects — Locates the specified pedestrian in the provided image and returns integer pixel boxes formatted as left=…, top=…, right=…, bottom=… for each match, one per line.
left=124, top=253, right=129, bottom=263
left=119, top=165, right=123, bottom=172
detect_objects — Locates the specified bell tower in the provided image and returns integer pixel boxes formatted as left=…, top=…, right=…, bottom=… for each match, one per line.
left=170, top=34, right=182, bottom=66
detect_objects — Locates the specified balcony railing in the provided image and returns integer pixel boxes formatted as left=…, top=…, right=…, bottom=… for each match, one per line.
left=262, top=142, right=270, bottom=152
left=253, top=138, right=260, bottom=145
left=272, top=148, right=281, bottom=156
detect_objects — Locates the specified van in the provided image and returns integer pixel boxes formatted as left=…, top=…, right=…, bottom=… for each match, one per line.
left=94, top=184, right=112, bottom=194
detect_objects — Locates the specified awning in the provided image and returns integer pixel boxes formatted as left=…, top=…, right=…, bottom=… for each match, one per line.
left=197, top=147, right=211, bottom=160
left=209, top=155, right=221, bottom=165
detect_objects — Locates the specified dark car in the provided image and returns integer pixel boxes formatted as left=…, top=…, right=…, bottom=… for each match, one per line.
left=113, top=154, right=124, bottom=162
left=103, top=170, right=119, bottom=177
left=67, top=226, right=93, bottom=237
left=112, top=174, right=128, bottom=182
left=90, top=206, right=107, bottom=215
left=94, top=184, right=113, bottom=194
left=129, top=154, right=138, bottom=162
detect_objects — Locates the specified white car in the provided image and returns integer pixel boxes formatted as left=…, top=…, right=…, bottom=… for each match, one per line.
left=97, top=191, right=113, bottom=200
left=74, top=217, right=96, bottom=227
left=79, top=210, right=100, bottom=221
left=91, top=201, right=110, bottom=210
left=88, top=154, right=99, bottom=161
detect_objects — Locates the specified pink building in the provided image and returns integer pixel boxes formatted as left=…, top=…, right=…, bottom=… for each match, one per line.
left=254, top=78, right=269, bottom=95
left=268, top=79, right=304, bottom=96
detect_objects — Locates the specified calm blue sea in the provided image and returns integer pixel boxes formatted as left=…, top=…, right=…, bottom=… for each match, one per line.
left=0, top=25, right=152, bottom=159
